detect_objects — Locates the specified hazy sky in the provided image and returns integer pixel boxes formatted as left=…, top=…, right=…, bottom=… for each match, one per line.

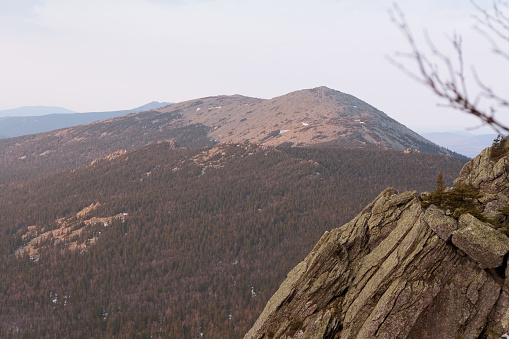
left=0, top=0, right=507, bottom=133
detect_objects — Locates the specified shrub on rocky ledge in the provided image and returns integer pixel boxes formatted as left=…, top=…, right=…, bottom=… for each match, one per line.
left=421, top=183, right=484, bottom=220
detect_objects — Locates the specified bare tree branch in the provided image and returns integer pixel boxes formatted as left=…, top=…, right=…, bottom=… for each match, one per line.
left=389, top=3, right=509, bottom=133
left=473, top=0, right=509, bottom=60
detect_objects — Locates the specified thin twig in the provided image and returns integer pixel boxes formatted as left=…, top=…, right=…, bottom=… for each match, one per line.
left=389, top=3, right=509, bottom=133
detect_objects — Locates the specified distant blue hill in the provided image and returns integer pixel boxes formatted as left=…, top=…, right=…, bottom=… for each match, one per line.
left=422, top=132, right=500, bottom=158
left=0, top=101, right=172, bottom=139
left=0, top=106, right=76, bottom=117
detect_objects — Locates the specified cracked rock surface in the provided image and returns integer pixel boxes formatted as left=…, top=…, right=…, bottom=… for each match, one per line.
left=245, top=141, right=509, bottom=339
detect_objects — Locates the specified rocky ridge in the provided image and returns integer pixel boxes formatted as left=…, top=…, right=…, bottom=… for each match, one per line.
left=245, top=139, right=509, bottom=338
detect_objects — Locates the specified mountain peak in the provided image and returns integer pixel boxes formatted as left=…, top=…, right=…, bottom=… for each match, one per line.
left=133, top=101, right=172, bottom=112
left=153, top=87, right=458, bottom=156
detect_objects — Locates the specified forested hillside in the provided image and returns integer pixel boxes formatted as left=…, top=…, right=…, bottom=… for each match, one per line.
left=0, top=142, right=465, bottom=338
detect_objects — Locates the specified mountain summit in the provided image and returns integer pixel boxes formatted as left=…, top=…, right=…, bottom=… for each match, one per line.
left=156, top=86, right=451, bottom=154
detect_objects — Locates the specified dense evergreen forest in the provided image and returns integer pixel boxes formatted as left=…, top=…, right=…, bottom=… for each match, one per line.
left=0, top=142, right=465, bottom=338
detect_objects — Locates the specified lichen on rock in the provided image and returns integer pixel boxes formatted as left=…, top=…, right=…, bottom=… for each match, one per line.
left=423, top=204, right=458, bottom=242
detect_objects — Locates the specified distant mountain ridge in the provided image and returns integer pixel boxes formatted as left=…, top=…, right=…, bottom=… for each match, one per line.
left=0, top=101, right=172, bottom=139
left=0, top=106, right=76, bottom=116
left=133, top=101, right=172, bottom=112
left=422, top=132, right=499, bottom=158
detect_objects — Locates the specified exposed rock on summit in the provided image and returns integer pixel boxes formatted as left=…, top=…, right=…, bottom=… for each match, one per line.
left=245, top=139, right=509, bottom=338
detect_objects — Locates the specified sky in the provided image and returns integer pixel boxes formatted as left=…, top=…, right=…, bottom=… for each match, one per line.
left=0, top=0, right=507, bottom=134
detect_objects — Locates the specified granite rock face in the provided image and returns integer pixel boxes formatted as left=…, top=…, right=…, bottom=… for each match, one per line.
left=245, top=139, right=509, bottom=339
left=455, top=146, right=509, bottom=196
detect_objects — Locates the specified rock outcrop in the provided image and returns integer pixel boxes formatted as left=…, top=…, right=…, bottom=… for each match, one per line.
left=245, top=139, right=509, bottom=338
left=455, top=146, right=509, bottom=196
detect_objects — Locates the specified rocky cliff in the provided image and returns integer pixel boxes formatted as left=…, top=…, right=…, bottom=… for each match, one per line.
left=245, top=139, right=509, bottom=338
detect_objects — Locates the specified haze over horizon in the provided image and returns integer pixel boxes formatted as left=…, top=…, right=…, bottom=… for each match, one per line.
left=1, top=0, right=508, bottom=134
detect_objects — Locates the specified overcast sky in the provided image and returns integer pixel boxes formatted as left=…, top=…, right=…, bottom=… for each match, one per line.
left=0, top=0, right=507, bottom=134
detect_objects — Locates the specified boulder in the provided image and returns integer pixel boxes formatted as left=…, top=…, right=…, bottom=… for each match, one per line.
left=452, top=214, right=509, bottom=269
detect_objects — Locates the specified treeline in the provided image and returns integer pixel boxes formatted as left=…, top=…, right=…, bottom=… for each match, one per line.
left=0, top=143, right=465, bottom=338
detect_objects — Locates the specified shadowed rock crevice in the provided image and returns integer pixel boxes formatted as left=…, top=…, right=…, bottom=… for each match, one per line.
left=496, top=252, right=509, bottom=280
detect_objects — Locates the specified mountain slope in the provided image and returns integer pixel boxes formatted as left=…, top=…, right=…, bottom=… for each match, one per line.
left=0, top=108, right=211, bottom=184
left=0, top=101, right=172, bottom=139
left=0, top=143, right=465, bottom=338
left=0, top=87, right=464, bottom=184
left=245, top=139, right=509, bottom=338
